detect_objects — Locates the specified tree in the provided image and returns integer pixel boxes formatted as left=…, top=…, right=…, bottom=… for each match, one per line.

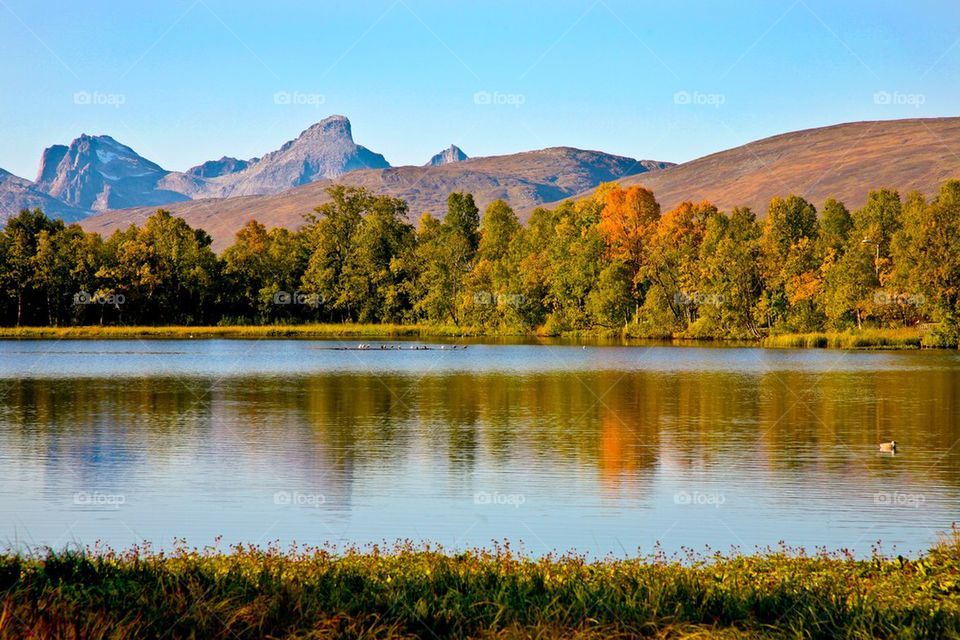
left=697, top=207, right=763, bottom=337
left=899, top=181, right=960, bottom=336
left=465, top=200, right=524, bottom=328
left=587, top=261, right=633, bottom=327
left=644, top=200, right=718, bottom=329
left=0, top=209, right=63, bottom=325
left=301, top=186, right=374, bottom=321
left=852, top=188, right=902, bottom=282
left=760, top=196, right=820, bottom=330
left=445, top=192, right=480, bottom=253
left=597, top=184, right=661, bottom=315
left=412, top=212, right=457, bottom=323
left=223, top=220, right=308, bottom=321
left=818, top=198, right=853, bottom=258
left=109, top=210, right=220, bottom=324
left=340, top=195, right=415, bottom=322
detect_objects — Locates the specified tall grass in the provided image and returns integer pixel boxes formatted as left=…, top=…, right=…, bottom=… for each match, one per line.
left=762, top=327, right=924, bottom=349
left=2, top=536, right=960, bottom=639
left=0, top=324, right=941, bottom=351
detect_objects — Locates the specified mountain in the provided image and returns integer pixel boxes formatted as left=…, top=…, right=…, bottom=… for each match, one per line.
left=34, top=134, right=189, bottom=211
left=557, top=117, right=960, bottom=214
left=0, top=169, right=89, bottom=223
left=426, top=145, right=468, bottom=166
left=185, top=156, right=253, bottom=179
left=17, top=115, right=391, bottom=219
left=81, top=147, right=671, bottom=250
left=193, top=115, right=390, bottom=198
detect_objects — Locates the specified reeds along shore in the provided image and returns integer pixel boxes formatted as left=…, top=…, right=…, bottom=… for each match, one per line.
left=2, top=532, right=960, bottom=639
left=0, top=323, right=940, bottom=350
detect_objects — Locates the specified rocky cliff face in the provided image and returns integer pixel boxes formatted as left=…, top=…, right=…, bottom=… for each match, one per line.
left=426, top=144, right=468, bottom=166
left=0, top=169, right=90, bottom=223
left=33, top=134, right=188, bottom=211
left=185, top=156, right=253, bottom=179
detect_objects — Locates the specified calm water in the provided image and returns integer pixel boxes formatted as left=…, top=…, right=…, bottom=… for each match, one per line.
left=2, top=339, right=959, bottom=557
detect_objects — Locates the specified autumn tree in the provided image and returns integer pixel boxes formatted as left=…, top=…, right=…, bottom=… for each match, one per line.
left=597, top=184, right=661, bottom=315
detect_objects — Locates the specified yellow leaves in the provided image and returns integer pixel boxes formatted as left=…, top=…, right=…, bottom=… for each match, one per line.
left=787, top=270, right=822, bottom=305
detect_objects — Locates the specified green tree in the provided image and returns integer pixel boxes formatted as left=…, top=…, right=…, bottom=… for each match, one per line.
left=759, top=196, right=821, bottom=330
left=0, top=209, right=63, bottom=325
left=445, top=192, right=481, bottom=253
left=697, top=207, right=763, bottom=337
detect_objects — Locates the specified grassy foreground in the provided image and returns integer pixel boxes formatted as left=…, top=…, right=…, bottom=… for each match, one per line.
left=3, top=536, right=960, bottom=639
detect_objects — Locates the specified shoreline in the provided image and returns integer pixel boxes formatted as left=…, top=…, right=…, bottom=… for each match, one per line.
left=2, top=536, right=959, bottom=639
left=0, top=324, right=943, bottom=349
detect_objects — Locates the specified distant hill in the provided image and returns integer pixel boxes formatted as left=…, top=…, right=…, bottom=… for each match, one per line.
left=555, top=117, right=960, bottom=214
left=81, top=147, right=670, bottom=250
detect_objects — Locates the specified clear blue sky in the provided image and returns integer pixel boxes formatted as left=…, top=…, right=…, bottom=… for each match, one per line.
left=1, top=0, right=958, bottom=179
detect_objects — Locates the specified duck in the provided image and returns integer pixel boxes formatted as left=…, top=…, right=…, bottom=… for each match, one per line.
left=879, top=440, right=897, bottom=453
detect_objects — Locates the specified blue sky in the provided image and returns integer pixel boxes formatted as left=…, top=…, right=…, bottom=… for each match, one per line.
left=1, top=0, right=958, bottom=178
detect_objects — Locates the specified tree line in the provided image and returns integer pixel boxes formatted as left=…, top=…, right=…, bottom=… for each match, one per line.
left=1, top=180, right=959, bottom=343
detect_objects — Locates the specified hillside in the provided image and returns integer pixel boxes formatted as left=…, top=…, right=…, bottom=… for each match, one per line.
left=557, top=117, right=960, bottom=213
left=81, top=148, right=670, bottom=250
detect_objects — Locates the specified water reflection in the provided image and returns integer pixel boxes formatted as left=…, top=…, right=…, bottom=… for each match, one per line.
left=1, top=343, right=959, bottom=556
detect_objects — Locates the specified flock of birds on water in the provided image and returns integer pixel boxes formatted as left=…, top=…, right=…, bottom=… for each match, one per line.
left=327, top=343, right=468, bottom=351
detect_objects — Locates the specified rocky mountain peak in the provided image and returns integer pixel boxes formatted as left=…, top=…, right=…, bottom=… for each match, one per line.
left=426, top=144, right=468, bottom=166
left=34, top=134, right=184, bottom=211
left=214, top=115, right=390, bottom=196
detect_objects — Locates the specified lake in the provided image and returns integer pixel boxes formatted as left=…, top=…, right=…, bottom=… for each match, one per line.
left=1, top=338, right=958, bottom=557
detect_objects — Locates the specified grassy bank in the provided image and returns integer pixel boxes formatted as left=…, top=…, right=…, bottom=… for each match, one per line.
left=762, top=327, right=926, bottom=349
left=3, top=535, right=960, bottom=639
left=0, top=323, right=950, bottom=350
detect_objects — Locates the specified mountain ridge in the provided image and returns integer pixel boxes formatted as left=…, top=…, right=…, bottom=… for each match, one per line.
left=81, top=146, right=669, bottom=250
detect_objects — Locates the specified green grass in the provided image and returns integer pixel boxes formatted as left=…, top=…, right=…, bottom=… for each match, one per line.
left=3, top=533, right=960, bottom=639
left=762, top=327, right=925, bottom=350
